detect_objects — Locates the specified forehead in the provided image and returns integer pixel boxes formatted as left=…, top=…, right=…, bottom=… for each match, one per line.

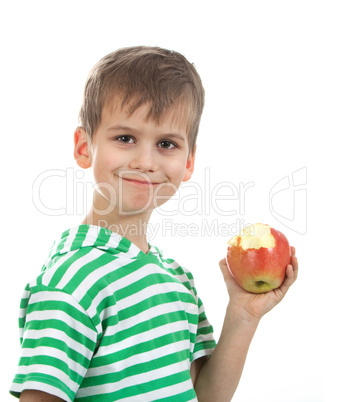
left=103, top=94, right=193, bottom=135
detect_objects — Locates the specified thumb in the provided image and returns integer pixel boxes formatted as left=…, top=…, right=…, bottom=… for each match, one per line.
left=219, top=257, right=241, bottom=294
left=219, top=257, right=232, bottom=281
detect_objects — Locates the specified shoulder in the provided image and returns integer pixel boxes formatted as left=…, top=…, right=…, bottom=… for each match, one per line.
left=28, top=245, right=124, bottom=324
left=154, top=249, right=197, bottom=296
left=38, top=246, right=117, bottom=293
left=22, top=247, right=119, bottom=340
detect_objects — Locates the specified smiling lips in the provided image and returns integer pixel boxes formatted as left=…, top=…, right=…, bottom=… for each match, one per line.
left=121, top=176, right=160, bottom=186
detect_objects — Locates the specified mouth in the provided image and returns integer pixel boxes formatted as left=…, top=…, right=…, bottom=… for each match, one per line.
left=121, top=177, right=160, bottom=186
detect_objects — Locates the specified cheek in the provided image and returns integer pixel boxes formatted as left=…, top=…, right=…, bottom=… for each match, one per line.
left=155, top=161, right=187, bottom=203
left=92, top=148, right=120, bottom=177
left=91, top=157, right=108, bottom=183
left=166, top=159, right=187, bottom=182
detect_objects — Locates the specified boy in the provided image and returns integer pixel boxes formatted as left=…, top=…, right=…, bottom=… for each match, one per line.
left=10, top=46, right=298, bottom=401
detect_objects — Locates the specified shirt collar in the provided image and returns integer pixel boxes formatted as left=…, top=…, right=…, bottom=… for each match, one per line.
left=46, top=225, right=161, bottom=263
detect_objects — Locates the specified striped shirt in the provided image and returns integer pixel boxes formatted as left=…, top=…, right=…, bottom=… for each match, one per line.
left=10, top=225, right=216, bottom=401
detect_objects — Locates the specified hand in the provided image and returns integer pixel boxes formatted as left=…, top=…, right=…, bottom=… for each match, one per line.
left=219, top=246, right=298, bottom=322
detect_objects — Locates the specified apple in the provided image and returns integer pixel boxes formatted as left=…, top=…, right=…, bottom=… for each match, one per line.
left=227, top=223, right=291, bottom=293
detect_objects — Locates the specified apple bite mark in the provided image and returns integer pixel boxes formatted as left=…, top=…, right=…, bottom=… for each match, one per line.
left=228, top=223, right=276, bottom=250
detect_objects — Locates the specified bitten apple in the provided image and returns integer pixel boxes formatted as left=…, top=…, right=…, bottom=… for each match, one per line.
left=227, top=223, right=291, bottom=293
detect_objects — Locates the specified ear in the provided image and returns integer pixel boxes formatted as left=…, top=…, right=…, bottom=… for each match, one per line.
left=183, top=146, right=196, bottom=182
left=74, top=127, right=91, bottom=169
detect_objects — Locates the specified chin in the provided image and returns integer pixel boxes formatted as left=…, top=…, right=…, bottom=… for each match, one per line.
left=118, top=197, right=154, bottom=216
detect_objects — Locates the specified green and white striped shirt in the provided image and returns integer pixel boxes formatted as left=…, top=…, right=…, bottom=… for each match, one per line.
left=10, top=225, right=216, bottom=401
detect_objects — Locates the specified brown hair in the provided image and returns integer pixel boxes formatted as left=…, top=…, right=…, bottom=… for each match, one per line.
left=79, top=46, right=205, bottom=153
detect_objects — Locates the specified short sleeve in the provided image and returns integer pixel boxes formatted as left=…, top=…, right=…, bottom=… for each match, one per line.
left=191, top=295, right=217, bottom=361
left=177, top=266, right=217, bottom=362
left=10, top=284, right=98, bottom=402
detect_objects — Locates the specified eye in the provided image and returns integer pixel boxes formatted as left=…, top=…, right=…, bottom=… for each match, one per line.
left=158, top=140, right=177, bottom=150
left=115, top=135, right=135, bottom=144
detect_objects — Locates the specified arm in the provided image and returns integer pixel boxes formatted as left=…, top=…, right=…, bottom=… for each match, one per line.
left=194, top=247, right=298, bottom=402
left=12, top=286, right=98, bottom=402
left=20, top=390, right=65, bottom=402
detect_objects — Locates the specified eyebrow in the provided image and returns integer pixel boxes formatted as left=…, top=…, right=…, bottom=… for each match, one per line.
left=107, top=125, right=136, bottom=133
left=106, top=125, right=186, bottom=141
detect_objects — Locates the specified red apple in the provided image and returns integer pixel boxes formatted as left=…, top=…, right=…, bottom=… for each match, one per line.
left=227, top=223, right=291, bottom=293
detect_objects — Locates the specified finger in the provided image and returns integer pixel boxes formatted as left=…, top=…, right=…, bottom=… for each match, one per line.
left=219, top=257, right=229, bottom=272
left=279, top=263, right=297, bottom=296
left=289, top=246, right=298, bottom=280
left=290, top=246, right=296, bottom=257
left=219, top=257, right=232, bottom=281
left=291, top=255, right=298, bottom=280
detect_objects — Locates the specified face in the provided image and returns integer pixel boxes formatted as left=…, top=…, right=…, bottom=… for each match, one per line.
left=75, top=102, right=195, bottom=218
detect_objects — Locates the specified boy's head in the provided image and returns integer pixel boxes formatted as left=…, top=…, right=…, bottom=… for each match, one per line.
left=78, top=46, right=205, bottom=154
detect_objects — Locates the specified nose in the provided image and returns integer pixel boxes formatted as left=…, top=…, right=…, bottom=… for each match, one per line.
left=129, top=145, right=158, bottom=172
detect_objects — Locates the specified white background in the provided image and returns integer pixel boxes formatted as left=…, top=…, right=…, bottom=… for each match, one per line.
left=1, top=1, right=337, bottom=401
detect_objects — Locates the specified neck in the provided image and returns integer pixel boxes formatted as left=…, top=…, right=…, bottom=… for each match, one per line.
left=81, top=192, right=152, bottom=254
